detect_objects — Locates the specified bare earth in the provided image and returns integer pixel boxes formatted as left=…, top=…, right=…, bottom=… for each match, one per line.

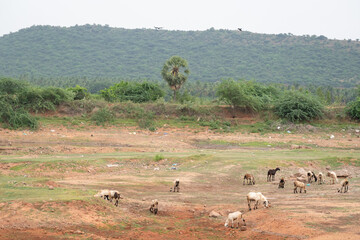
left=0, top=125, right=359, bottom=240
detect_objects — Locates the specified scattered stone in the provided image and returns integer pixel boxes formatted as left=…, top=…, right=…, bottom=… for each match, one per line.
left=48, top=186, right=54, bottom=190
left=209, top=210, right=221, bottom=218
left=240, top=226, right=247, bottom=231
left=298, top=168, right=307, bottom=176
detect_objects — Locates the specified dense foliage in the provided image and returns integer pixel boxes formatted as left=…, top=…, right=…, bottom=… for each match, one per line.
left=345, top=98, right=360, bottom=120
left=67, top=85, right=89, bottom=100
left=1, top=25, right=360, bottom=87
left=0, top=78, right=71, bottom=129
left=274, top=91, right=324, bottom=122
left=100, top=81, right=164, bottom=103
left=216, top=79, right=280, bottom=112
left=345, top=87, right=360, bottom=120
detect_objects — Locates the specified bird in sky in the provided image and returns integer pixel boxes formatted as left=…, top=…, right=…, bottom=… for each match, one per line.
left=154, top=26, right=163, bottom=30
left=238, top=28, right=242, bottom=31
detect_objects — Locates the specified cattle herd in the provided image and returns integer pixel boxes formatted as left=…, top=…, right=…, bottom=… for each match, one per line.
left=94, top=167, right=350, bottom=229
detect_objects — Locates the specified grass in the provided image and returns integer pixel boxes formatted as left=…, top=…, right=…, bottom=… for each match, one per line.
left=0, top=175, right=93, bottom=202
left=1, top=148, right=359, bottom=203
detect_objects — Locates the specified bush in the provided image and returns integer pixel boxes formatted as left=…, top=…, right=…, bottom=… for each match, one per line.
left=274, top=91, right=324, bottom=122
left=216, top=79, right=279, bottom=112
left=100, top=81, right=164, bottom=103
left=345, top=98, right=360, bottom=120
left=17, top=87, right=72, bottom=113
left=0, top=96, right=38, bottom=129
left=67, top=85, right=89, bottom=100
left=0, top=77, right=28, bottom=94
left=91, top=107, right=115, bottom=125
left=154, top=154, right=164, bottom=162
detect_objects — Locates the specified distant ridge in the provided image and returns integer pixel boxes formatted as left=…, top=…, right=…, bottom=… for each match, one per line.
left=0, top=24, right=359, bottom=87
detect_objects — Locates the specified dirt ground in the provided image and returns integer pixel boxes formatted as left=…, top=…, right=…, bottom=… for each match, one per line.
left=0, top=125, right=360, bottom=239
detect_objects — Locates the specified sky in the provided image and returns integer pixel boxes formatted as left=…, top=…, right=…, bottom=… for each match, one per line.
left=0, top=0, right=359, bottom=40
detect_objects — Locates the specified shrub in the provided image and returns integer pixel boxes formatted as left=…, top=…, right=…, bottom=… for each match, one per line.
left=100, top=81, right=164, bottom=103
left=18, top=88, right=55, bottom=112
left=154, top=154, right=165, bottom=162
left=0, top=77, right=28, bottom=94
left=345, top=98, right=360, bottom=120
left=216, top=79, right=279, bottom=112
left=0, top=96, right=38, bottom=129
left=67, top=85, right=89, bottom=100
left=274, top=91, right=324, bottom=122
left=91, top=107, right=115, bottom=125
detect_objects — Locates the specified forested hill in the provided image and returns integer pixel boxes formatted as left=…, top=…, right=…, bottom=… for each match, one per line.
left=1, top=25, right=359, bottom=87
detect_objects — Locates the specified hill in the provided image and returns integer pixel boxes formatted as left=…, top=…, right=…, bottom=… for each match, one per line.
left=0, top=24, right=359, bottom=87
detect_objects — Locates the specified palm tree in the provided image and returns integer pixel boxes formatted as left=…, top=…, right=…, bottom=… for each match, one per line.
left=161, top=56, right=190, bottom=101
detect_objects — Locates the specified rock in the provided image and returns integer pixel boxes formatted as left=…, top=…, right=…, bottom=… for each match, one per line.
left=326, top=166, right=331, bottom=170
left=48, top=186, right=54, bottom=190
left=240, top=226, right=247, bottom=231
left=336, top=169, right=351, bottom=178
left=298, top=168, right=307, bottom=176
left=209, top=210, right=221, bottom=218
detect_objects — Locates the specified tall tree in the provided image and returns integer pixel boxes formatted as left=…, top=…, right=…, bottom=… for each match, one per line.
left=161, top=56, right=190, bottom=101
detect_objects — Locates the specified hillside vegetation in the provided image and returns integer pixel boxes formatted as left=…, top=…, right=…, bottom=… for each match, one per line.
left=1, top=25, right=360, bottom=87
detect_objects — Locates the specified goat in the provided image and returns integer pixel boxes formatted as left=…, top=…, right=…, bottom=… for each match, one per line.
left=149, top=199, right=158, bottom=214
left=278, top=177, right=285, bottom=188
left=243, top=174, right=255, bottom=185
left=327, top=171, right=338, bottom=184
left=246, top=192, right=269, bottom=211
left=294, top=181, right=307, bottom=193
left=338, top=178, right=349, bottom=193
left=94, top=189, right=111, bottom=200
left=267, top=168, right=280, bottom=182
left=224, top=211, right=246, bottom=228
left=307, top=171, right=318, bottom=183
left=171, top=179, right=180, bottom=192
left=109, top=190, right=123, bottom=206
left=318, top=172, right=324, bottom=184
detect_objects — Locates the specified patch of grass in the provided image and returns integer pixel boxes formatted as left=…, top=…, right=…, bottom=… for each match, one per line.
left=0, top=175, right=93, bottom=202
left=154, top=154, right=165, bottom=162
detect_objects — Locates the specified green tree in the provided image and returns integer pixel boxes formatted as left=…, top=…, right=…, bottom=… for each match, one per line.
left=161, top=56, right=190, bottom=101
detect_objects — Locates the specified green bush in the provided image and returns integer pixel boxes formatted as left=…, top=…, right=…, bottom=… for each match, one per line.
left=18, top=88, right=55, bottom=113
left=67, top=85, right=89, bottom=100
left=91, top=107, right=115, bottom=125
left=0, top=96, right=38, bottom=129
left=100, top=81, right=164, bottom=103
left=345, top=98, right=360, bottom=120
left=0, top=77, right=28, bottom=94
left=274, top=91, right=324, bottom=122
left=216, top=79, right=279, bottom=112
left=154, top=154, right=165, bottom=162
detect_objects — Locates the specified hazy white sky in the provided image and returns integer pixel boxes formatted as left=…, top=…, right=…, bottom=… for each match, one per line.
left=0, top=0, right=359, bottom=39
